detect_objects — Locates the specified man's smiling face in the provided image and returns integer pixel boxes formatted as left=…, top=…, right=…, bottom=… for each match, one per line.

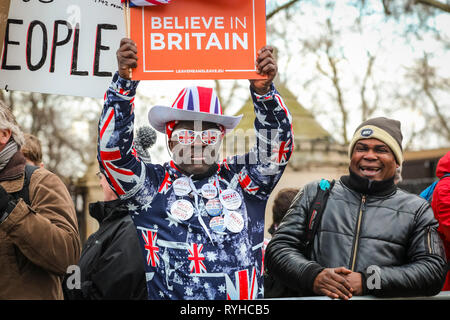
left=168, top=120, right=223, bottom=176
left=350, top=138, right=398, bottom=181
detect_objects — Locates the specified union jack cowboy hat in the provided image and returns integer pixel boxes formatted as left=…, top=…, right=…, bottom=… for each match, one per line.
left=148, top=86, right=243, bottom=134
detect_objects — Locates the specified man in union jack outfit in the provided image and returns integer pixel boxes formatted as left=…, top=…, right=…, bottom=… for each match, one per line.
left=97, top=38, right=293, bottom=299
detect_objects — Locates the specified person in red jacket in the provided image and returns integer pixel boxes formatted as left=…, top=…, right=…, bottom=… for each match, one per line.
left=432, top=150, right=450, bottom=291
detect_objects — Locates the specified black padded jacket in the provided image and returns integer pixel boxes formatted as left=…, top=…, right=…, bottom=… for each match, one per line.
left=265, top=172, right=448, bottom=298
left=64, top=199, right=147, bottom=300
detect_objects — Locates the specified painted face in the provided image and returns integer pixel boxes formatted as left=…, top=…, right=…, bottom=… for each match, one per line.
left=350, top=138, right=399, bottom=181
left=168, top=120, right=224, bottom=176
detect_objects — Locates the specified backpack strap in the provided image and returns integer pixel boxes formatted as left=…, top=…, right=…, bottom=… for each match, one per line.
left=11, top=164, right=39, bottom=206
left=420, top=181, right=438, bottom=201
left=420, top=173, right=450, bottom=202
left=305, top=179, right=335, bottom=258
left=432, top=173, right=450, bottom=201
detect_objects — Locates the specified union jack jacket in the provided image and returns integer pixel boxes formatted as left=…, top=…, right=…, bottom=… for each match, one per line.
left=97, top=72, right=293, bottom=300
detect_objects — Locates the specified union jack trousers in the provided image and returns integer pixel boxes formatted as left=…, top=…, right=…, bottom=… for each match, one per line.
left=98, top=72, right=293, bottom=300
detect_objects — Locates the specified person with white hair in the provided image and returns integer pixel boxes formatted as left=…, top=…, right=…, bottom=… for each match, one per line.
left=0, top=101, right=81, bottom=299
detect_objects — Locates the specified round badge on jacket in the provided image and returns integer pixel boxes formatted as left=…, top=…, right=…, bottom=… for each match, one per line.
left=224, top=210, right=244, bottom=233
left=209, top=216, right=226, bottom=233
left=205, top=198, right=222, bottom=217
left=170, top=199, right=194, bottom=221
left=219, top=189, right=242, bottom=210
left=173, top=177, right=192, bottom=196
left=201, top=183, right=218, bottom=199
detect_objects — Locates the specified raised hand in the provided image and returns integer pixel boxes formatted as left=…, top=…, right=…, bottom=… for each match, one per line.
left=249, top=46, right=277, bottom=95
left=116, top=38, right=138, bottom=80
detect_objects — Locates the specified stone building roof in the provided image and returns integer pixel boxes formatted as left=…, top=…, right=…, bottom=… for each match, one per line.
left=234, top=80, right=332, bottom=141
left=403, top=148, right=449, bottom=161
left=225, top=81, right=348, bottom=169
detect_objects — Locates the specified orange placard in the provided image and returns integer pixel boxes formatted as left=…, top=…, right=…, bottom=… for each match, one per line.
left=130, top=0, right=266, bottom=80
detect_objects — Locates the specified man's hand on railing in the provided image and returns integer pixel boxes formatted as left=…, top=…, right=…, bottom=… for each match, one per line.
left=313, top=267, right=354, bottom=300
left=341, top=271, right=363, bottom=296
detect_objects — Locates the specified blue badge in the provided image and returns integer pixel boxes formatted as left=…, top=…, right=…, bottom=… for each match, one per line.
left=205, top=198, right=222, bottom=217
left=360, top=128, right=373, bottom=137
left=319, top=179, right=331, bottom=191
left=209, top=216, right=226, bottom=233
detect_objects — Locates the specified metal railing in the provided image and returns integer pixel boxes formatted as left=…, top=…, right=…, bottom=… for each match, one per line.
left=270, top=291, right=450, bottom=300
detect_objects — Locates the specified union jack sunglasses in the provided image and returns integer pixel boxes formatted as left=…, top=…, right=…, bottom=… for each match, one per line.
left=172, top=129, right=223, bottom=145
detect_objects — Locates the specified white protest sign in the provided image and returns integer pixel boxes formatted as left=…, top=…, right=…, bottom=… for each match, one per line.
left=0, top=0, right=125, bottom=98
left=0, top=0, right=11, bottom=54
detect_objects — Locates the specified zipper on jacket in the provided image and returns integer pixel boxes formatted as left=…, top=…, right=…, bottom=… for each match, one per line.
left=427, top=228, right=432, bottom=254
left=350, top=195, right=366, bottom=271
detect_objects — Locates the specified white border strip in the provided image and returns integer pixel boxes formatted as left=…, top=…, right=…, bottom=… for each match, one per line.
left=141, top=0, right=258, bottom=75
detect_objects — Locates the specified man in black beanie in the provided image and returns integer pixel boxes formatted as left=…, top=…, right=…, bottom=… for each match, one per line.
left=265, top=117, right=447, bottom=299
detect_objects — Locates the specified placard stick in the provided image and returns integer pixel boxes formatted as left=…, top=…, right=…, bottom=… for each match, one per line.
left=122, top=1, right=128, bottom=36
left=126, top=1, right=131, bottom=36
left=128, top=2, right=133, bottom=78
left=122, top=0, right=133, bottom=79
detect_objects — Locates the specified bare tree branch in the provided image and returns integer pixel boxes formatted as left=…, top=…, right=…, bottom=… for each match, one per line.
left=382, top=0, right=392, bottom=15
left=415, top=0, right=450, bottom=13
left=0, top=90, right=97, bottom=178
left=420, top=54, right=450, bottom=139
left=315, top=59, right=330, bottom=78
left=423, top=83, right=450, bottom=139
left=323, top=20, right=349, bottom=144
left=381, top=0, right=450, bottom=15
left=326, top=54, right=349, bottom=144
left=267, top=0, right=301, bottom=20
left=360, top=53, right=377, bottom=121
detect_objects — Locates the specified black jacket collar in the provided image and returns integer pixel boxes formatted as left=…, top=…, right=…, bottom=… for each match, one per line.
left=340, top=168, right=396, bottom=196
left=89, top=199, right=128, bottom=224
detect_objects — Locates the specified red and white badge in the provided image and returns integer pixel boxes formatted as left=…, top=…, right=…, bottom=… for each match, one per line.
left=205, top=198, right=222, bottom=217
left=209, top=216, right=226, bottom=233
left=201, top=183, right=218, bottom=199
left=219, top=189, right=242, bottom=210
left=224, top=210, right=244, bottom=233
left=170, top=199, right=194, bottom=221
left=172, top=177, right=192, bottom=196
